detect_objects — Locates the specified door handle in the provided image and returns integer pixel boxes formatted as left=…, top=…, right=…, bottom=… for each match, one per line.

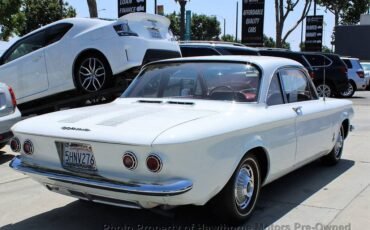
left=292, top=106, right=303, bottom=114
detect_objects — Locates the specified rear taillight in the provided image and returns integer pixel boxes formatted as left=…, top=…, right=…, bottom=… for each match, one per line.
left=23, top=140, right=34, bottom=155
left=146, top=154, right=162, bottom=173
left=10, top=138, right=21, bottom=152
left=122, top=152, right=137, bottom=170
left=8, top=86, right=17, bottom=108
left=339, top=66, right=348, bottom=74
left=357, top=70, right=365, bottom=78
left=309, top=71, right=316, bottom=79
left=113, top=22, right=138, bottom=37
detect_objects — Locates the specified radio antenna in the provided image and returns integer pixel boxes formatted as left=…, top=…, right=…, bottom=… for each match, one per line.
left=323, top=55, right=326, bottom=102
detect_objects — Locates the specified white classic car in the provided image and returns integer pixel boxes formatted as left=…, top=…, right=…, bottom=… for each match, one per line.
left=9, top=56, right=354, bottom=222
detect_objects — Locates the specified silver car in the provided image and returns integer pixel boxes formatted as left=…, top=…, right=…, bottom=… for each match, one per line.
left=360, top=61, right=370, bottom=89
left=340, top=57, right=367, bottom=97
left=0, top=83, right=21, bottom=150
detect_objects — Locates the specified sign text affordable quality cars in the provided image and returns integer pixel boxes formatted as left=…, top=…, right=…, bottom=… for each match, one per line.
left=242, top=0, right=265, bottom=47
left=118, top=0, right=146, bottom=17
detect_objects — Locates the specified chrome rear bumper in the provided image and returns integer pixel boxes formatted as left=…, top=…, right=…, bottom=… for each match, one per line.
left=9, top=156, right=193, bottom=196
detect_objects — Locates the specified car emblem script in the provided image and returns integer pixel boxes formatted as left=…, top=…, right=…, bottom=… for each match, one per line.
left=61, top=126, right=90, bottom=132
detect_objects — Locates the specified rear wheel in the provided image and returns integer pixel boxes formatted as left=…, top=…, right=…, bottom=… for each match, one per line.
left=321, top=125, right=345, bottom=166
left=75, top=53, right=112, bottom=93
left=340, top=82, right=356, bottom=98
left=212, top=154, right=261, bottom=223
left=316, top=83, right=333, bottom=97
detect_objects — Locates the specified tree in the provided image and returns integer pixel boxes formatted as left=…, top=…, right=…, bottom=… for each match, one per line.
left=318, top=0, right=368, bottom=26
left=263, top=34, right=291, bottom=49
left=166, top=13, right=221, bottom=41
left=191, top=14, right=220, bottom=40
left=174, top=0, right=189, bottom=40
left=87, top=0, right=98, bottom=18
left=322, top=45, right=332, bottom=53
left=16, top=0, right=76, bottom=36
left=0, top=0, right=22, bottom=41
left=275, top=0, right=312, bottom=48
left=221, top=34, right=235, bottom=42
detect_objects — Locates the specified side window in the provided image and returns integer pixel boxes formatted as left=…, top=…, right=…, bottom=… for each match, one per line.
left=280, top=69, right=315, bottom=103
left=342, top=59, right=352, bottom=69
left=180, top=47, right=219, bottom=57
left=267, top=74, right=285, bottom=106
left=305, top=54, right=331, bottom=67
left=45, top=23, right=73, bottom=46
left=3, top=31, right=45, bottom=64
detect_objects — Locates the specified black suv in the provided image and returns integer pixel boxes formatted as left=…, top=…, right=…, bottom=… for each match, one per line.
left=180, top=42, right=348, bottom=97
left=258, top=50, right=348, bottom=97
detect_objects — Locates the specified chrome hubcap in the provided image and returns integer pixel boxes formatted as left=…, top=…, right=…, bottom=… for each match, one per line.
left=79, top=58, right=106, bottom=92
left=317, top=84, right=331, bottom=97
left=334, top=129, right=344, bottom=158
left=235, top=165, right=254, bottom=209
left=341, top=83, right=354, bottom=97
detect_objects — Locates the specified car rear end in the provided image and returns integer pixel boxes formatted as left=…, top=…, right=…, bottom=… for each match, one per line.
left=304, top=53, right=349, bottom=95
left=109, top=13, right=181, bottom=73
left=0, top=83, right=21, bottom=148
left=341, top=57, right=367, bottom=90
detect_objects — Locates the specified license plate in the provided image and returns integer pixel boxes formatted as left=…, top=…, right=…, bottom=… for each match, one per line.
left=148, top=28, right=162, bottom=39
left=62, top=143, right=97, bottom=172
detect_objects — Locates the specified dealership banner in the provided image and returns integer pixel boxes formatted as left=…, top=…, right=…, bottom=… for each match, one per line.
left=118, top=0, right=146, bottom=17
left=305, top=15, right=324, bottom=52
left=242, top=0, right=265, bottom=47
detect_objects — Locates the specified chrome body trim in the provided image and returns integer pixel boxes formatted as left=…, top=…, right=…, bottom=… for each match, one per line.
left=10, top=156, right=193, bottom=196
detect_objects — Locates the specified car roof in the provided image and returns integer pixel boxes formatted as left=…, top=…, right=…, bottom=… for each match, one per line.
left=146, top=55, right=303, bottom=71
left=180, top=41, right=258, bottom=50
left=341, top=57, right=359, bottom=60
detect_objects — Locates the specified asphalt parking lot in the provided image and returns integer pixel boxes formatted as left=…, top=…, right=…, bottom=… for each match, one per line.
left=1, top=92, right=370, bottom=230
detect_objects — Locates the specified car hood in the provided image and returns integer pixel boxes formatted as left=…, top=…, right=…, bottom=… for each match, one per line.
left=12, top=100, right=219, bottom=146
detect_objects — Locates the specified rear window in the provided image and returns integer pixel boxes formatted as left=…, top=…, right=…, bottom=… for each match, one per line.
left=124, top=62, right=262, bottom=102
left=304, top=54, right=332, bottom=67
left=180, top=47, right=220, bottom=57
left=362, top=63, right=370, bottom=71
left=342, top=59, right=353, bottom=69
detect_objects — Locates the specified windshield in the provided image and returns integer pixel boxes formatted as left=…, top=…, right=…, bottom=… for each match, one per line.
left=123, top=62, right=261, bottom=102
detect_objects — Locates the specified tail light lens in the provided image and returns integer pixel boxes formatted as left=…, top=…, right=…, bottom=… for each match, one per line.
left=357, top=70, right=365, bottom=78
left=309, top=71, right=316, bottom=79
left=113, top=22, right=138, bottom=37
left=122, top=152, right=137, bottom=170
left=10, top=137, right=21, bottom=152
left=8, top=86, right=17, bottom=108
left=23, top=140, right=34, bottom=155
left=146, top=154, right=162, bottom=173
left=339, top=66, right=348, bottom=74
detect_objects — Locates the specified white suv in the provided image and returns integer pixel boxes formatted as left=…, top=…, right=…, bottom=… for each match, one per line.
left=340, top=57, right=367, bottom=97
left=0, top=13, right=180, bottom=106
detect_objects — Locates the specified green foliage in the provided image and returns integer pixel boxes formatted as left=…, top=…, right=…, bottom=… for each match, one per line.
left=16, top=0, right=76, bottom=36
left=0, top=0, right=22, bottom=41
left=221, top=34, right=235, bottom=42
left=318, top=0, right=368, bottom=25
left=166, top=13, right=221, bottom=40
left=263, top=35, right=291, bottom=50
left=322, top=45, right=333, bottom=53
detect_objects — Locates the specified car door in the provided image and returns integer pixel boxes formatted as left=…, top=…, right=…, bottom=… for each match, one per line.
left=265, top=73, right=297, bottom=178
left=0, top=31, right=48, bottom=100
left=279, top=68, right=333, bottom=165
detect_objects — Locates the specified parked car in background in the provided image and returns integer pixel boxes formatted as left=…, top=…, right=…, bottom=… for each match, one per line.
left=340, top=57, right=367, bottom=97
left=360, top=61, right=370, bottom=89
left=0, top=13, right=180, bottom=106
left=10, top=56, right=353, bottom=222
left=180, top=41, right=260, bottom=57
left=0, top=83, right=21, bottom=150
left=180, top=42, right=349, bottom=98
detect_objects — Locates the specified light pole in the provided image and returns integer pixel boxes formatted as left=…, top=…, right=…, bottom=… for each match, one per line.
left=175, top=0, right=189, bottom=41
left=212, top=15, right=226, bottom=39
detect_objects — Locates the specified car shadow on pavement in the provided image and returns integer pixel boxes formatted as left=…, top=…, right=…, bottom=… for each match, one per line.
left=0, top=153, right=14, bottom=165
left=1, top=159, right=354, bottom=230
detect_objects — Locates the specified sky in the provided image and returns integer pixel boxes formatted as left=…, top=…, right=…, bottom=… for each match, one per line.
left=67, top=0, right=335, bottom=51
